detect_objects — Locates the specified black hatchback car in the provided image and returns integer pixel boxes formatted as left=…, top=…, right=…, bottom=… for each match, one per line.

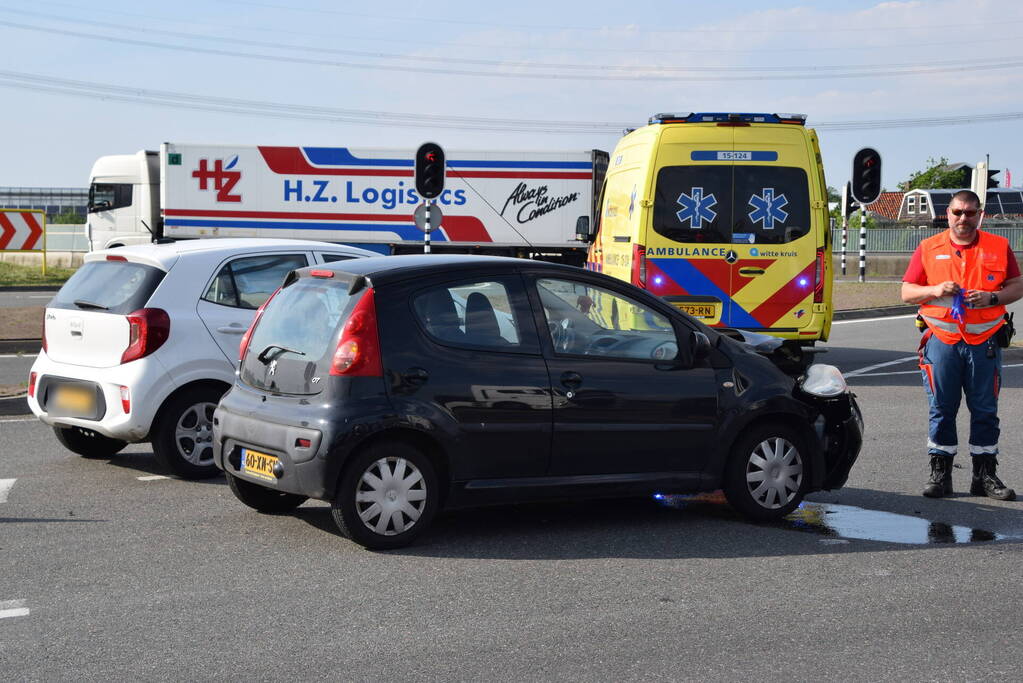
left=212, top=255, right=862, bottom=549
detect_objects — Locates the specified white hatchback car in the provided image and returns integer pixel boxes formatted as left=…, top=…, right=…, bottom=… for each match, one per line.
left=28, top=238, right=377, bottom=478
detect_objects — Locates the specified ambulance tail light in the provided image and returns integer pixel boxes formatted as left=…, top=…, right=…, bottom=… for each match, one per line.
left=238, top=288, right=280, bottom=363
left=632, top=245, right=647, bottom=288
left=330, top=288, right=382, bottom=377
left=814, top=247, right=826, bottom=304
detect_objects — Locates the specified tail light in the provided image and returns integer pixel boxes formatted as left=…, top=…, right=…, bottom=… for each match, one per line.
left=631, top=244, right=647, bottom=288
left=121, top=308, right=170, bottom=364
left=41, top=310, right=48, bottom=353
left=813, top=246, right=826, bottom=304
left=330, top=288, right=382, bottom=377
left=28, top=372, right=37, bottom=398
left=119, top=385, right=131, bottom=414
left=238, top=288, right=280, bottom=362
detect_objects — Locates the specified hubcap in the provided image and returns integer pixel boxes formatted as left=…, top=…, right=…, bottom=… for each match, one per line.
left=174, top=401, right=218, bottom=466
left=745, top=436, right=803, bottom=509
left=355, top=456, right=428, bottom=536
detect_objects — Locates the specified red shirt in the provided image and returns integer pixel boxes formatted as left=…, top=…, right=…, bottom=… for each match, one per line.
left=903, top=232, right=1020, bottom=285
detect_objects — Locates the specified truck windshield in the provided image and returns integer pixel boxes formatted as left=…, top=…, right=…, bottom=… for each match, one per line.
left=652, top=166, right=811, bottom=245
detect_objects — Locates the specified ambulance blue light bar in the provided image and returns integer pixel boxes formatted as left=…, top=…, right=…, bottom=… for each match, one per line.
left=649, top=112, right=807, bottom=125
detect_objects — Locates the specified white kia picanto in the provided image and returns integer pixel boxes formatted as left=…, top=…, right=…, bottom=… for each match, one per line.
left=27, top=238, right=376, bottom=478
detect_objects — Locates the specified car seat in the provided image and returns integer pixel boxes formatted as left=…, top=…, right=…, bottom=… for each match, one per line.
left=464, top=292, right=506, bottom=346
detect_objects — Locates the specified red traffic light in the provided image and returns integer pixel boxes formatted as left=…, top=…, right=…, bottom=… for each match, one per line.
left=851, top=147, right=882, bottom=205
left=415, top=142, right=446, bottom=199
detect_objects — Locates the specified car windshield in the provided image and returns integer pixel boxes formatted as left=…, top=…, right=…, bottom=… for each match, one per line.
left=50, top=260, right=165, bottom=314
left=239, top=276, right=359, bottom=395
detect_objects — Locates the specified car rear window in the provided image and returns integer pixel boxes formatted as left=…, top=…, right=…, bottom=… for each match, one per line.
left=239, top=276, right=358, bottom=395
left=49, top=260, right=165, bottom=314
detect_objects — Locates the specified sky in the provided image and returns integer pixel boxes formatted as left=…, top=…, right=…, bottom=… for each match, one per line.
left=1, top=0, right=1022, bottom=192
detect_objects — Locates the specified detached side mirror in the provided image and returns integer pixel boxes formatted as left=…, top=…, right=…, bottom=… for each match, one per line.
left=575, top=215, right=592, bottom=242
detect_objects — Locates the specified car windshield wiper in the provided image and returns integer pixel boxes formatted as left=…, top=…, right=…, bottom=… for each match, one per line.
left=256, top=344, right=306, bottom=364
left=73, top=299, right=109, bottom=310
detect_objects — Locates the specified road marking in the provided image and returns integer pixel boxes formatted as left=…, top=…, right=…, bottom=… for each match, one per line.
left=0, top=417, right=36, bottom=423
left=0, top=353, right=35, bottom=358
left=137, top=475, right=169, bottom=481
left=845, top=356, right=917, bottom=377
left=833, top=314, right=917, bottom=325
left=0, top=478, right=15, bottom=503
left=0, top=600, right=29, bottom=619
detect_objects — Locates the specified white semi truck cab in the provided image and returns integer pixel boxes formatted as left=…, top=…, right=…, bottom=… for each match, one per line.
left=86, top=150, right=161, bottom=250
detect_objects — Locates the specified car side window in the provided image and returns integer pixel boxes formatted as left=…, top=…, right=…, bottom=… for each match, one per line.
left=535, top=278, right=679, bottom=361
left=413, top=281, right=522, bottom=349
left=318, top=252, right=358, bottom=263
left=202, top=254, right=309, bottom=309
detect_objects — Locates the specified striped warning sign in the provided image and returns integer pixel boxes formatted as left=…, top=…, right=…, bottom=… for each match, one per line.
left=0, top=209, right=45, bottom=251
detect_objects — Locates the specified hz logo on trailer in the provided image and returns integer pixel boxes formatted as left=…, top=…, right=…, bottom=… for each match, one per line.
left=192, top=156, right=242, bottom=202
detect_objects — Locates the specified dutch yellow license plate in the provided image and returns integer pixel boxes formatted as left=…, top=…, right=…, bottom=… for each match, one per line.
left=241, top=448, right=278, bottom=481
left=679, top=303, right=717, bottom=319
left=53, top=384, right=95, bottom=414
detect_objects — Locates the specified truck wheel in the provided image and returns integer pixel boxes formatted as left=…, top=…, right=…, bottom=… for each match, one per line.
left=151, top=386, right=224, bottom=479
left=331, top=442, right=439, bottom=550
left=53, top=425, right=127, bottom=458
left=226, top=473, right=307, bottom=514
left=723, top=424, right=807, bottom=521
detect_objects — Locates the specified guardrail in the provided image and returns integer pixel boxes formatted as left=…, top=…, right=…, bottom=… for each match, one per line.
left=832, top=226, right=1023, bottom=252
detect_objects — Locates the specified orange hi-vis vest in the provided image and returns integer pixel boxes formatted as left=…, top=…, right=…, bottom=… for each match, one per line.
left=918, top=229, right=1008, bottom=344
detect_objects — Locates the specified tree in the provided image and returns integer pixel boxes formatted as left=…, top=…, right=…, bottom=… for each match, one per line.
left=898, top=157, right=969, bottom=192
left=827, top=185, right=840, bottom=203
left=49, top=210, right=84, bottom=224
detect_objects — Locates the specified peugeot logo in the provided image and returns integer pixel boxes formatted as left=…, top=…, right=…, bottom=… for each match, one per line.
left=725, top=250, right=738, bottom=264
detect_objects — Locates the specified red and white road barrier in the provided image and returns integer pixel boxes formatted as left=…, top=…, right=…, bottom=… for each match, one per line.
left=0, top=209, right=45, bottom=251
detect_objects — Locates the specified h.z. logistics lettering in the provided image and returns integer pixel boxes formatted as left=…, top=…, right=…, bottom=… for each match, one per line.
left=648, top=246, right=728, bottom=257
left=283, top=180, right=467, bottom=209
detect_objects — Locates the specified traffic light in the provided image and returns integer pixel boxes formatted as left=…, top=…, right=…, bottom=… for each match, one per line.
left=850, top=147, right=882, bottom=205
left=988, top=168, right=1000, bottom=189
left=415, top=142, right=446, bottom=199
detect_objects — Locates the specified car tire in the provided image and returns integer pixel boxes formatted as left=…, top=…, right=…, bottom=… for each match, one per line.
left=226, top=472, right=307, bottom=514
left=723, top=424, right=807, bottom=521
left=331, top=442, right=439, bottom=550
left=151, top=386, right=224, bottom=479
left=53, top=425, right=127, bottom=458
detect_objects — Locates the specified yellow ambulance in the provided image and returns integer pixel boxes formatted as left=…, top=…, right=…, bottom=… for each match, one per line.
left=586, top=112, right=833, bottom=342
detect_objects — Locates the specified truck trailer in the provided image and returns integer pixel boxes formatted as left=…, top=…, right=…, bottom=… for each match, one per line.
left=86, top=143, right=608, bottom=264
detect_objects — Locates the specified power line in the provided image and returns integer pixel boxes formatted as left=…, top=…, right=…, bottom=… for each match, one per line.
left=1, top=69, right=1021, bottom=135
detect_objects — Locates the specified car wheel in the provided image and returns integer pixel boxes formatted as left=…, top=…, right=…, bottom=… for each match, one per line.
left=331, top=442, right=439, bottom=550
left=724, top=424, right=806, bottom=521
left=53, top=425, right=127, bottom=458
left=151, top=386, right=224, bottom=479
left=226, top=472, right=307, bottom=514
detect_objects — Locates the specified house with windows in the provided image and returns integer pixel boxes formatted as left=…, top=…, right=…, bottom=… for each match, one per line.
left=899, top=188, right=1023, bottom=228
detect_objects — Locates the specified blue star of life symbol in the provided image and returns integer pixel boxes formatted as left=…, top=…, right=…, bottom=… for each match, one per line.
left=748, top=188, right=789, bottom=229
left=628, top=185, right=637, bottom=219
left=676, top=187, right=717, bottom=229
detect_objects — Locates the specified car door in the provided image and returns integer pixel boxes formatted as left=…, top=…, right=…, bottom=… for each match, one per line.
left=196, top=251, right=311, bottom=366
left=381, top=273, right=553, bottom=480
left=525, top=272, right=719, bottom=476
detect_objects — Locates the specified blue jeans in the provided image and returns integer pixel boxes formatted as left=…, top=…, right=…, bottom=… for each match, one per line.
left=919, top=334, right=1001, bottom=457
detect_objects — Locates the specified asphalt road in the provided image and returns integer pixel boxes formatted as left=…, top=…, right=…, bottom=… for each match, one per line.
left=2, top=312, right=1023, bottom=680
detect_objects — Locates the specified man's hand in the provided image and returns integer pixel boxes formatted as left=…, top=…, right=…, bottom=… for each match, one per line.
left=932, top=281, right=961, bottom=298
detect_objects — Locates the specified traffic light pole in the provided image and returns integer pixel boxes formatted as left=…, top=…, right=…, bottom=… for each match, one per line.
left=840, top=213, right=848, bottom=276
left=858, top=207, right=867, bottom=283
left=423, top=200, right=431, bottom=254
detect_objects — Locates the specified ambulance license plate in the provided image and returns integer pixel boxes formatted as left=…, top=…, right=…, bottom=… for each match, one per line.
left=241, top=448, right=278, bottom=481
left=679, top=303, right=717, bottom=319
left=52, top=384, right=95, bottom=415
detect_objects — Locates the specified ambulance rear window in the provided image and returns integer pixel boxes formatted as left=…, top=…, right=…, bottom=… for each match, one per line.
left=653, top=166, right=811, bottom=245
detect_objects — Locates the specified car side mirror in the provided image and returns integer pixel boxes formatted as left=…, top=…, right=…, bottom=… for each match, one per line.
left=575, top=216, right=592, bottom=242
left=675, top=329, right=712, bottom=367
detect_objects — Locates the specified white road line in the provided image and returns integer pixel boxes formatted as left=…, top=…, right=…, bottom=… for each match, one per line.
left=845, top=356, right=917, bottom=378
left=137, top=475, right=169, bottom=481
left=847, top=361, right=1023, bottom=379
left=0, top=353, right=35, bottom=358
left=0, top=478, right=15, bottom=503
left=833, top=314, right=917, bottom=325
left=0, top=600, right=29, bottom=619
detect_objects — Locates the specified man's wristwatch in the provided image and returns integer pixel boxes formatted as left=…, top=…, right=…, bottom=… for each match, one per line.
left=991, top=292, right=1000, bottom=306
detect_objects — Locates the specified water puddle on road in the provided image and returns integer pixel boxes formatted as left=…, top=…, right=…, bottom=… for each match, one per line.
left=655, top=492, right=1005, bottom=544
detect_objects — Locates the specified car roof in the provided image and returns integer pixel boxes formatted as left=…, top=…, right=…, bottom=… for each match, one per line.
left=300, top=253, right=580, bottom=285
left=84, top=238, right=378, bottom=269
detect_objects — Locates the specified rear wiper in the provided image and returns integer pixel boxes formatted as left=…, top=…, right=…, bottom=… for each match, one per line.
left=73, top=299, right=109, bottom=310
left=256, top=344, right=306, bottom=364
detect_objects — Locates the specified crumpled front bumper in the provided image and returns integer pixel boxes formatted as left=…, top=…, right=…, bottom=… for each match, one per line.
left=805, top=391, right=864, bottom=491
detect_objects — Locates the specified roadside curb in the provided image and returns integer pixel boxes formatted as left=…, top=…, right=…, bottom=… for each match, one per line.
left=0, top=394, right=29, bottom=417
left=833, top=305, right=917, bottom=321
left=0, top=339, right=40, bottom=355
left=0, top=285, right=60, bottom=292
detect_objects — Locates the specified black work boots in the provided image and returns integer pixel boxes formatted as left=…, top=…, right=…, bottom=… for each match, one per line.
left=922, top=454, right=953, bottom=498
left=970, top=454, right=1017, bottom=501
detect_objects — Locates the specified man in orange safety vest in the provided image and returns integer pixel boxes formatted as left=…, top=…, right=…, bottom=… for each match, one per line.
left=901, top=190, right=1023, bottom=500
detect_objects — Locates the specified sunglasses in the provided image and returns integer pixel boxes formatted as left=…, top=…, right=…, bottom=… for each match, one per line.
left=950, top=208, right=981, bottom=217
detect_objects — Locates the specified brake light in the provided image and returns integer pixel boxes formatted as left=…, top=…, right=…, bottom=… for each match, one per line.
left=238, top=288, right=280, bottom=362
left=106, top=254, right=127, bottom=261
left=814, top=247, right=826, bottom=304
left=119, top=385, right=131, bottom=414
left=330, top=288, right=382, bottom=377
left=28, top=372, right=37, bottom=398
left=121, top=308, right=170, bottom=364
left=631, top=244, right=647, bottom=288
left=41, top=310, right=48, bottom=353
left=309, top=269, right=334, bottom=278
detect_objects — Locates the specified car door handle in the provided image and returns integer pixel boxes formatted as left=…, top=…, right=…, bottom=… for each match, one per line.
left=402, top=367, right=429, bottom=385
left=216, top=325, right=246, bottom=334
left=738, top=267, right=765, bottom=276
left=560, top=371, right=582, bottom=389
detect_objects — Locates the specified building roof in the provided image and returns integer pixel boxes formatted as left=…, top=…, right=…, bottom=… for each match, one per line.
left=865, top=191, right=903, bottom=220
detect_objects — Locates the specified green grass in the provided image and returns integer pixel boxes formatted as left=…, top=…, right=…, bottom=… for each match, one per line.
left=0, top=261, right=77, bottom=287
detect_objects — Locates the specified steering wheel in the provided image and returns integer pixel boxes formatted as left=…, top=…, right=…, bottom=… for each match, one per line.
left=548, top=318, right=576, bottom=352
left=584, top=335, right=620, bottom=356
